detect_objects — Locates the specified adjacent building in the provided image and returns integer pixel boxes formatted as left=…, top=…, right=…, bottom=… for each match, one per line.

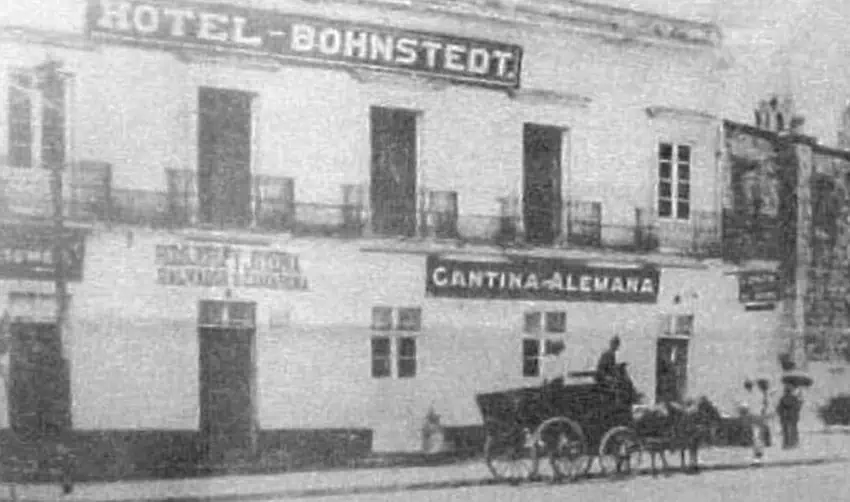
left=0, top=0, right=787, bottom=478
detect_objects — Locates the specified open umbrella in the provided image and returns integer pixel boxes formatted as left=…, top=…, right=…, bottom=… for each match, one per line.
left=781, top=371, right=814, bottom=388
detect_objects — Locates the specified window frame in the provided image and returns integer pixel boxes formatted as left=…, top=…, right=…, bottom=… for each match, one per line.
left=397, top=336, right=417, bottom=378
left=522, top=311, right=566, bottom=377
left=370, top=336, right=392, bottom=378
left=657, top=142, right=693, bottom=221
left=370, top=306, right=421, bottom=379
left=522, top=338, right=542, bottom=377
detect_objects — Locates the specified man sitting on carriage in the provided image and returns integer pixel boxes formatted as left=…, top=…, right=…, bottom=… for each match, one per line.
left=595, top=336, right=638, bottom=404
left=596, top=336, right=621, bottom=384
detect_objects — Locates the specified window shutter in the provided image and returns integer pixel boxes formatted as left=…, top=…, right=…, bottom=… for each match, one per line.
left=674, top=315, right=694, bottom=336
left=659, top=314, right=673, bottom=336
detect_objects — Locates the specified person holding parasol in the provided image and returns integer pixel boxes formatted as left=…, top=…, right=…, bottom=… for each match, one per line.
left=777, top=371, right=812, bottom=449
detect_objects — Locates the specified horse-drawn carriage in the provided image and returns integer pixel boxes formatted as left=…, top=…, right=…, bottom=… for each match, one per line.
left=475, top=370, right=720, bottom=483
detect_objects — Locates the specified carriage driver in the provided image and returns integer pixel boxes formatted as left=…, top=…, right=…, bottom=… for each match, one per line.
left=596, top=336, right=622, bottom=385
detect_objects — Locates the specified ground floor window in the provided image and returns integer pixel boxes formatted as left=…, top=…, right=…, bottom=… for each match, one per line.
left=371, top=337, right=392, bottom=378
left=522, top=311, right=566, bottom=377
left=370, top=306, right=421, bottom=379
left=371, top=336, right=417, bottom=379
left=522, top=338, right=542, bottom=377
left=397, top=336, right=417, bottom=378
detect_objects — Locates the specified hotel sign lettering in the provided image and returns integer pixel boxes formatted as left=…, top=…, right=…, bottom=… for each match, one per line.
left=425, top=256, right=660, bottom=303
left=86, top=0, right=523, bottom=89
left=155, top=242, right=308, bottom=291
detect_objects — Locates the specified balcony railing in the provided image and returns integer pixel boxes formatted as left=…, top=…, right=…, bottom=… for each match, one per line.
left=0, top=163, right=748, bottom=259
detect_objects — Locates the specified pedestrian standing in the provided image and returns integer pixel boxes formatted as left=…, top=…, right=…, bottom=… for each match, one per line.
left=739, top=379, right=765, bottom=465
left=777, top=383, right=802, bottom=449
left=757, top=379, right=774, bottom=448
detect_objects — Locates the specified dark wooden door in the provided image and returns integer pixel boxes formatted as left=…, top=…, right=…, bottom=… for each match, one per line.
left=370, top=107, right=418, bottom=237
left=523, top=124, right=563, bottom=246
left=655, top=337, right=689, bottom=404
left=9, top=322, right=71, bottom=439
left=198, top=87, right=253, bottom=228
left=199, top=327, right=255, bottom=464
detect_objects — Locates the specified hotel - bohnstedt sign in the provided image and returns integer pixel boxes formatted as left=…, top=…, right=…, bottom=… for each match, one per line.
left=426, top=255, right=660, bottom=303
left=85, top=0, right=523, bottom=89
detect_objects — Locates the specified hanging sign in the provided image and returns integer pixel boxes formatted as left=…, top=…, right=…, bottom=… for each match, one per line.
left=425, top=255, right=660, bottom=303
left=0, top=225, right=86, bottom=281
left=85, top=0, right=524, bottom=89
left=155, top=242, right=308, bottom=291
left=738, top=270, right=780, bottom=310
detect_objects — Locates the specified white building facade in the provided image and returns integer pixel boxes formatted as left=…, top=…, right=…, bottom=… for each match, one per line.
left=0, top=0, right=783, bottom=477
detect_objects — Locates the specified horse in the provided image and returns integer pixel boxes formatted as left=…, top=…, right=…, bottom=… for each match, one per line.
left=634, top=397, right=723, bottom=476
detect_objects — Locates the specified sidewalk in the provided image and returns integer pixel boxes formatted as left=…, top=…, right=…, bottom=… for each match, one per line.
left=5, top=431, right=850, bottom=502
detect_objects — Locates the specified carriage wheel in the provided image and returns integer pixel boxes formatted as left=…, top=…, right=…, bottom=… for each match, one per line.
left=483, top=422, right=539, bottom=483
left=598, top=426, right=642, bottom=477
left=535, top=417, right=588, bottom=482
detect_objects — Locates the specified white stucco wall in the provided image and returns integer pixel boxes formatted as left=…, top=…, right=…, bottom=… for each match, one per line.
left=0, top=227, right=781, bottom=450
left=0, top=1, right=750, bottom=451
left=1, top=0, right=724, bottom=227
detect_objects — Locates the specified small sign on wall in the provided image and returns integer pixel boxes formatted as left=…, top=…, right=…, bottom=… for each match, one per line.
left=0, top=225, right=87, bottom=281
left=155, top=241, right=308, bottom=291
left=738, top=270, right=780, bottom=311
left=425, top=255, right=660, bottom=303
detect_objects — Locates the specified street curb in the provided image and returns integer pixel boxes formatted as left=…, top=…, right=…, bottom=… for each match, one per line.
left=14, top=455, right=849, bottom=502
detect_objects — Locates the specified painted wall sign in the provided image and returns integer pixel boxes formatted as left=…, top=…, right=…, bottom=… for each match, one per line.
left=155, top=242, right=308, bottom=291
left=0, top=225, right=86, bottom=281
left=738, top=270, right=780, bottom=308
left=85, top=0, right=523, bottom=89
left=425, top=255, right=660, bottom=303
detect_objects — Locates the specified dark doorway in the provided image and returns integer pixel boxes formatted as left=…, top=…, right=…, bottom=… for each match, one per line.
left=655, top=337, right=689, bottom=404
left=370, top=107, right=418, bottom=237
left=523, top=124, right=563, bottom=246
left=198, top=301, right=256, bottom=465
left=8, top=322, right=71, bottom=440
left=198, top=87, right=253, bottom=228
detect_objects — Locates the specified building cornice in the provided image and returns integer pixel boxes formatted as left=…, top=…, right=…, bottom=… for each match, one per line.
left=0, top=25, right=97, bottom=51
left=359, top=240, right=711, bottom=270
left=511, top=88, right=591, bottom=108
left=335, top=0, right=721, bottom=49
left=3, top=0, right=720, bottom=55
left=646, top=106, right=718, bottom=123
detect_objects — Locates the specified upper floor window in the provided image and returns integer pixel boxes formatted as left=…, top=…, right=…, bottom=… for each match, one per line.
left=197, top=87, right=253, bottom=227
left=8, top=73, right=34, bottom=168
left=658, top=143, right=691, bottom=220
left=6, top=67, right=66, bottom=169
